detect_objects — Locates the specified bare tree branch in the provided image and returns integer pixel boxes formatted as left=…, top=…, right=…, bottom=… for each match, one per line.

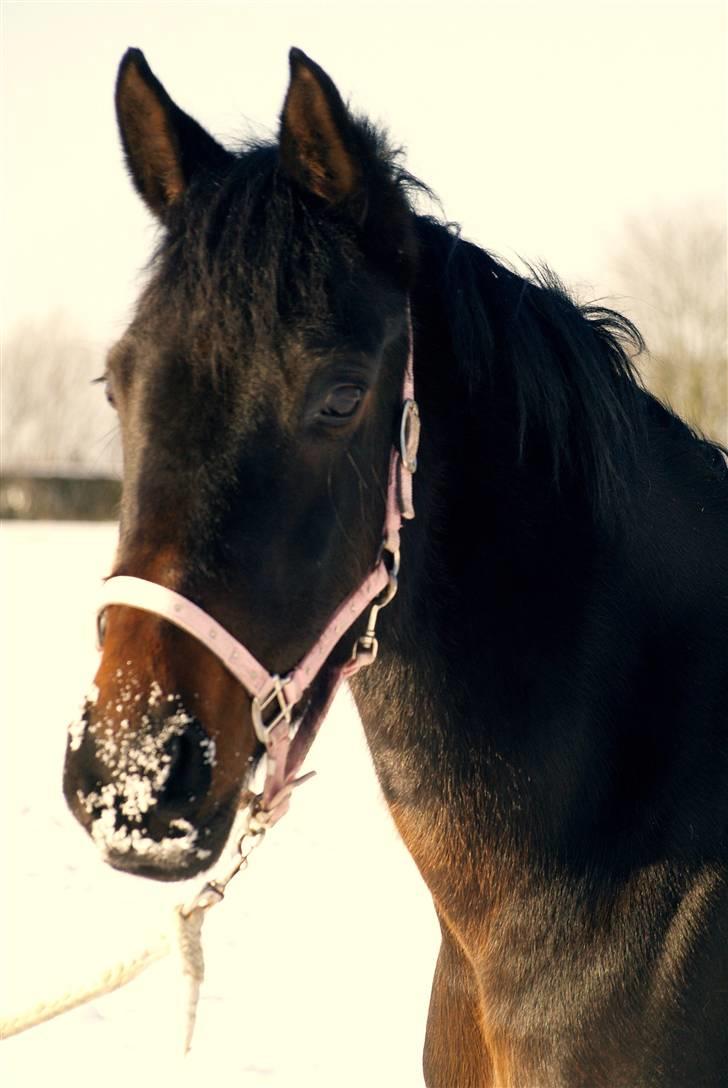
left=611, top=203, right=727, bottom=444
left=0, top=313, right=121, bottom=474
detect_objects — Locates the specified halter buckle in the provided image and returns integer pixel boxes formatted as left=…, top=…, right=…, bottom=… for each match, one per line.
left=251, top=676, right=293, bottom=743
left=400, top=399, right=420, bottom=474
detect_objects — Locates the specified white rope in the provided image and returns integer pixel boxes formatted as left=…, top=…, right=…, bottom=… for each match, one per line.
left=0, top=904, right=208, bottom=1051
left=175, top=906, right=207, bottom=1054
left=1, top=803, right=265, bottom=1051
left=0, top=926, right=171, bottom=1040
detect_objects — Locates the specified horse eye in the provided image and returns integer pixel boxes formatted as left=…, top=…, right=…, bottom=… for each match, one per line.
left=93, top=373, right=116, bottom=409
left=321, top=384, right=364, bottom=420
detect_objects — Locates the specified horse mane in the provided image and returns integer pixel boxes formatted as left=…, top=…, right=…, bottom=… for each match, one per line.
left=413, top=215, right=653, bottom=523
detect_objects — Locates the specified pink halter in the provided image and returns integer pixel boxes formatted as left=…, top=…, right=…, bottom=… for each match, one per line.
left=97, top=315, right=419, bottom=828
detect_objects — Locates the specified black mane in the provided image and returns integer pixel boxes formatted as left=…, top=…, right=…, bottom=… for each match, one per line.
left=413, top=217, right=652, bottom=522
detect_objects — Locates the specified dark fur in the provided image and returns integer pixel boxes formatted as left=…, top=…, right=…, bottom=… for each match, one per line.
left=64, top=49, right=728, bottom=1087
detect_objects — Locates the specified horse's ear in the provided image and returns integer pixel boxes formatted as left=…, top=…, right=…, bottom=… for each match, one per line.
left=115, top=48, right=230, bottom=220
left=279, top=48, right=362, bottom=206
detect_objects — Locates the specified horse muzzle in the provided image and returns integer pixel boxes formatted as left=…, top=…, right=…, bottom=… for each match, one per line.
left=63, top=700, right=238, bottom=881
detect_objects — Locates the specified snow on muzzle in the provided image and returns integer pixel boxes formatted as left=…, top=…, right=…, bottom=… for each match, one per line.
left=63, top=676, right=221, bottom=879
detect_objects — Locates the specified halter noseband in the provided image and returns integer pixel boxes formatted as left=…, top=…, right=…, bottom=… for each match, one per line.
left=97, top=315, right=419, bottom=829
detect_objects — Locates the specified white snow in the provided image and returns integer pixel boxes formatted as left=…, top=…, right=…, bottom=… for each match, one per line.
left=0, top=521, right=439, bottom=1087
left=74, top=677, right=205, bottom=858
left=66, top=713, right=87, bottom=752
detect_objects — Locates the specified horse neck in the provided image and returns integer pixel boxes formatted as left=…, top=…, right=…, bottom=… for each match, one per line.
left=401, top=226, right=599, bottom=673
left=358, top=228, right=727, bottom=876
left=356, top=224, right=634, bottom=862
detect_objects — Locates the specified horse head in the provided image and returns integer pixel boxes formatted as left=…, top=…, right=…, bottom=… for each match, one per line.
left=63, top=48, right=417, bottom=880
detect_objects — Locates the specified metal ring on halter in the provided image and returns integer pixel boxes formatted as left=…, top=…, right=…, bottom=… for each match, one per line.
left=375, top=569, right=399, bottom=609
left=378, top=544, right=401, bottom=580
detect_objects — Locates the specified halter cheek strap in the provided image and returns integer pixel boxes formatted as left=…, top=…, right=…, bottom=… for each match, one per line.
left=97, top=313, right=418, bottom=828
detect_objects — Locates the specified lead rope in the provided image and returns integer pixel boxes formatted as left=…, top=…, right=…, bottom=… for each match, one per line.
left=0, top=797, right=267, bottom=1052
left=0, top=931, right=173, bottom=1041
left=173, top=803, right=268, bottom=1053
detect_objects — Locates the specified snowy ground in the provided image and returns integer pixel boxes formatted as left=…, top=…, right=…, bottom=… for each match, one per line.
left=0, top=522, right=439, bottom=1087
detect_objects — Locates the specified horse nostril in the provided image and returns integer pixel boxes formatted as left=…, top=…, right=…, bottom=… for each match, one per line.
left=157, top=720, right=213, bottom=814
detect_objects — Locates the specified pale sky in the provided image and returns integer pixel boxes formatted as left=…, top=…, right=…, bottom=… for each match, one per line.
left=1, top=0, right=725, bottom=345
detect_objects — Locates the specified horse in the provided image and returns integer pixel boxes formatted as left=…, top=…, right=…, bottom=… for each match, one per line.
left=63, top=47, right=728, bottom=1087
